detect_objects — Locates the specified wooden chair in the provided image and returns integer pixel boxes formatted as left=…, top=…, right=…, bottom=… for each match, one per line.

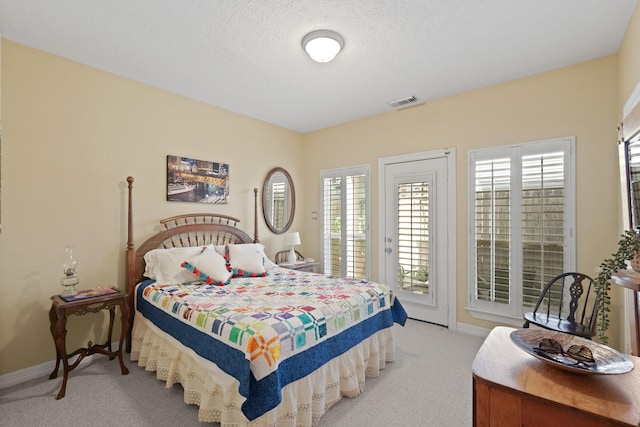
left=522, top=272, right=598, bottom=339
left=275, top=250, right=304, bottom=264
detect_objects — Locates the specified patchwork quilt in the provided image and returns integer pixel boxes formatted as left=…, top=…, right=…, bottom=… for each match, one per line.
left=136, top=266, right=407, bottom=420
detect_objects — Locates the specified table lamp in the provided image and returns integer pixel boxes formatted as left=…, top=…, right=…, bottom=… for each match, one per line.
left=285, top=232, right=301, bottom=264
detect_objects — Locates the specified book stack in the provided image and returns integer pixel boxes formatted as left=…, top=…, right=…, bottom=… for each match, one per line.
left=60, top=287, right=119, bottom=302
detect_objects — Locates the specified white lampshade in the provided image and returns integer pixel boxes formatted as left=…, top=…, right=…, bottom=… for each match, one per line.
left=285, top=232, right=301, bottom=246
left=302, top=30, right=344, bottom=63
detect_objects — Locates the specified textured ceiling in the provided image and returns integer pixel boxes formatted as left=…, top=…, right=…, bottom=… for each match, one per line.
left=0, top=0, right=637, bottom=133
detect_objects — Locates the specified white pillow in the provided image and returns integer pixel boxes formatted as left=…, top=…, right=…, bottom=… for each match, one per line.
left=213, top=243, right=276, bottom=267
left=143, top=246, right=202, bottom=283
left=182, top=247, right=232, bottom=285
left=211, top=245, right=227, bottom=256
left=262, top=254, right=277, bottom=268
left=226, top=244, right=267, bottom=277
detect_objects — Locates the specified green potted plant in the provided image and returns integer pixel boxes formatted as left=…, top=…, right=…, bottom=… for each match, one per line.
left=594, top=229, right=640, bottom=344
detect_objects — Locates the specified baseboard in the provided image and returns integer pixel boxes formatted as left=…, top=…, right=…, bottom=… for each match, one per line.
left=456, top=322, right=491, bottom=338
left=2, top=325, right=490, bottom=390
left=0, top=343, right=118, bottom=390
left=0, top=360, right=56, bottom=390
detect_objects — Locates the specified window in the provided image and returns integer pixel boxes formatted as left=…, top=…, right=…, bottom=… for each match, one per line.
left=467, top=137, right=575, bottom=323
left=269, top=179, right=286, bottom=230
left=627, top=136, right=640, bottom=225
left=397, top=181, right=430, bottom=295
left=321, top=165, right=369, bottom=279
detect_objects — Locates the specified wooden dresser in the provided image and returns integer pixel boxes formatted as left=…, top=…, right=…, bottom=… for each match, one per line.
left=472, top=327, right=640, bottom=427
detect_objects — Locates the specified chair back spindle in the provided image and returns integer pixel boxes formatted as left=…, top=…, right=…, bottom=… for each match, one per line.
left=523, top=272, right=598, bottom=339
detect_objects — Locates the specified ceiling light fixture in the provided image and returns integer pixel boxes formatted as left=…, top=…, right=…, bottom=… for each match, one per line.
left=302, top=30, right=344, bottom=63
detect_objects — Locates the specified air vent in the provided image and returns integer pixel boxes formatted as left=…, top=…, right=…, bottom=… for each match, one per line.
left=388, top=96, right=419, bottom=108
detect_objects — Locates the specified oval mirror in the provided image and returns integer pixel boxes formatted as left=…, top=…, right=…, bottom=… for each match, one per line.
left=262, top=167, right=295, bottom=234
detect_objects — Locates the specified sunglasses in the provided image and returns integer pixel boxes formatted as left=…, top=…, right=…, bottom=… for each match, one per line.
left=534, top=338, right=595, bottom=365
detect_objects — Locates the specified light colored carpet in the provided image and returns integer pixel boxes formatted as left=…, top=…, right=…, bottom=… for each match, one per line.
left=0, top=319, right=485, bottom=427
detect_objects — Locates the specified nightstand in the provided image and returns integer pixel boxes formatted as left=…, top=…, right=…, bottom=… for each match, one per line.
left=48, top=288, right=129, bottom=399
left=278, top=261, right=320, bottom=273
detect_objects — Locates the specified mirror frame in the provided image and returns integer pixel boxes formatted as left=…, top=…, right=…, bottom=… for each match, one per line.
left=262, top=167, right=296, bottom=234
left=619, top=102, right=640, bottom=230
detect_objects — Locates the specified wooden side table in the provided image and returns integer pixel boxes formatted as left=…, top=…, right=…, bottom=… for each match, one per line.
left=278, top=261, right=320, bottom=273
left=472, top=326, right=640, bottom=427
left=48, top=289, right=129, bottom=399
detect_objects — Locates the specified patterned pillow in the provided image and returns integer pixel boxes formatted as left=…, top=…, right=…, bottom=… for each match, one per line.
left=211, top=243, right=278, bottom=268
left=182, top=246, right=232, bottom=286
left=224, top=244, right=267, bottom=277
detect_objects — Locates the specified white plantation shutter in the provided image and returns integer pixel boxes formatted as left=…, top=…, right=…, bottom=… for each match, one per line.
left=628, top=138, right=640, bottom=224
left=521, top=152, right=566, bottom=307
left=321, top=166, right=369, bottom=279
left=397, top=182, right=430, bottom=294
left=322, top=176, right=342, bottom=276
left=270, top=181, right=286, bottom=230
left=474, top=157, right=511, bottom=304
left=468, top=138, right=575, bottom=321
left=345, top=174, right=367, bottom=278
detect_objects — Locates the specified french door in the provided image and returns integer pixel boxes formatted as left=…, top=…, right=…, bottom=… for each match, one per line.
left=379, top=150, right=455, bottom=326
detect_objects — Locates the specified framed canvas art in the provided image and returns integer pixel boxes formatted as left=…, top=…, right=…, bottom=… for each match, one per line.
left=167, top=155, right=229, bottom=204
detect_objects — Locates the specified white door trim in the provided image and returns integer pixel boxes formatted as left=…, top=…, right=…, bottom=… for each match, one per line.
left=624, top=80, right=640, bottom=118
left=377, top=148, right=457, bottom=331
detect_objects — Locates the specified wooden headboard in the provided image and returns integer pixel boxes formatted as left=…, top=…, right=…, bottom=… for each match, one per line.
left=124, top=176, right=259, bottom=351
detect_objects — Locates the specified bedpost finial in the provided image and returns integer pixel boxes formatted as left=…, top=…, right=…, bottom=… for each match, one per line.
left=127, top=176, right=134, bottom=184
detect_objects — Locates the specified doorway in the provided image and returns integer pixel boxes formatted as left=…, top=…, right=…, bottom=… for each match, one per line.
left=378, top=149, right=456, bottom=327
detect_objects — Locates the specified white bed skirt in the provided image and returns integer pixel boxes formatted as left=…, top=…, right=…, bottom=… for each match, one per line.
left=130, top=312, right=396, bottom=427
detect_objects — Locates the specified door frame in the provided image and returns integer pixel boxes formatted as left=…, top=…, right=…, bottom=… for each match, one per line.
left=377, top=148, right=457, bottom=330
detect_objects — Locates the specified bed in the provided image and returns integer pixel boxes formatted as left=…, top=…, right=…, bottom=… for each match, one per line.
left=124, top=177, right=407, bottom=426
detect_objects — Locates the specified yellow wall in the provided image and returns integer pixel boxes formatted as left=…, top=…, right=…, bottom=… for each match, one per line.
left=619, top=4, right=640, bottom=108
left=2, top=2, right=640, bottom=376
left=302, top=55, right=624, bottom=343
left=0, top=40, right=303, bottom=375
